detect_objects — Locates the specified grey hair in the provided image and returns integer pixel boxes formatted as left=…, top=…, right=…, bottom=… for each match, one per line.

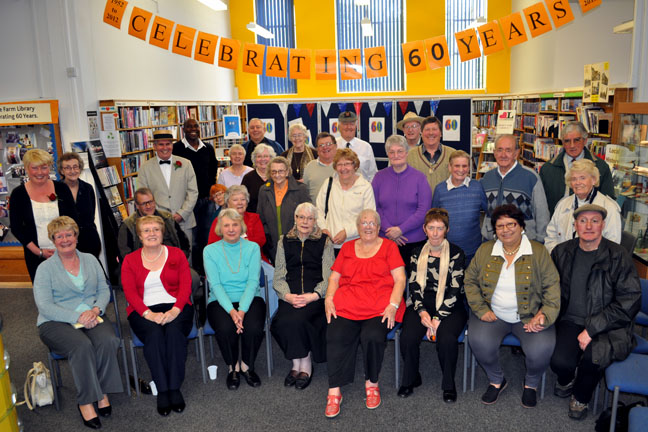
left=561, top=121, right=588, bottom=141
left=356, top=209, right=381, bottom=228
left=565, top=158, right=600, bottom=187
left=288, top=123, right=308, bottom=137
left=229, top=143, right=246, bottom=157
left=384, top=134, right=408, bottom=154
left=214, top=208, right=247, bottom=236
left=250, top=143, right=276, bottom=167
left=494, top=134, right=519, bottom=150
left=225, top=185, right=250, bottom=207
left=295, top=202, right=319, bottom=220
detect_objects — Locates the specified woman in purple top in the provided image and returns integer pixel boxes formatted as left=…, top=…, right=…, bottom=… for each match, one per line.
left=372, top=135, right=432, bottom=273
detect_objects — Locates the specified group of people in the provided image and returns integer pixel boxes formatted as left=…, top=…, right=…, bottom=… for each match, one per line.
left=11, top=113, right=642, bottom=427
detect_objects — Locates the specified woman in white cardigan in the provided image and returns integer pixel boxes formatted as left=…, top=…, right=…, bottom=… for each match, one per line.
left=544, top=159, right=621, bottom=253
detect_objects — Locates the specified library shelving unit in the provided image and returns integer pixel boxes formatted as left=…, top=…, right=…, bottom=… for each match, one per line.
left=99, top=100, right=247, bottom=215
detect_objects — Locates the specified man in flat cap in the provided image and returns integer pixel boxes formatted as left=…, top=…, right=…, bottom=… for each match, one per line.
left=550, top=204, right=640, bottom=421
left=335, top=111, right=377, bottom=182
left=397, top=111, right=423, bottom=149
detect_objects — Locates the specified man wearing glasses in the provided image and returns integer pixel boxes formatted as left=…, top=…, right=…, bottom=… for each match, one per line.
left=396, top=112, right=423, bottom=149
left=303, top=132, right=337, bottom=202
left=540, top=121, right=615, bottom=216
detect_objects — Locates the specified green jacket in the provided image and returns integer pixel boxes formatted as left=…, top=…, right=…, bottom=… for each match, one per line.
left=539, top=148, right=615, bottom=216
left=465, top=239, right=561, bottom=326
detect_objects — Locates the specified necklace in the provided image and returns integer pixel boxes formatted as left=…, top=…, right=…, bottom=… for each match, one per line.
left=142, top=246, right=164, bottom=262
left=61, top=254, right=79, bottom=273
left=503, top=244, right=521, bottom=256
left=222, top=242, right=242, bottom=273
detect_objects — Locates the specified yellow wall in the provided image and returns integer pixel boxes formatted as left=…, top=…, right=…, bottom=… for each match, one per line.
left=230, top=0, right=511, bottom=100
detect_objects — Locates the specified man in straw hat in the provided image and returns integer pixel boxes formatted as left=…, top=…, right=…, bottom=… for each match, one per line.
left=397, top=111, right=424, bottom=149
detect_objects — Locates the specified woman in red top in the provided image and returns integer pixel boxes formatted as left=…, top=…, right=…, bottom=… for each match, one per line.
left=121, top=216, right=194, bottom=417
left=207, top=185, right=268, bottom=263
left=324, top=209, right=406, bottom=418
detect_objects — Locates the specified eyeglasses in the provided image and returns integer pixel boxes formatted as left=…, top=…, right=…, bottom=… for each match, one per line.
left=136, top=200, right=155, bottom=207
left=290, top=134, right=305, bottom=139
left=62, top=165, right=80, bottom=171
left=270, top=169, right=287, bottom=175
left=563, top=137, right=584, bottom=145
left=404, top=124, right=420, bottom=130
left=360, top=221, right=377, bottom=227
left=576, top=217, right=603, bottom=225
left=495, top=222, right=518, bottom=231
left=141, top=227, right=162, bottom=234
left=54, top=232, right=75, bottom=241
left=296, top=215, right=315, bottom=221
left=318, top=141, right=335, bottom=148
left=387, top=149, right=407, bottom=156
left=336, top=161, right=354, bottom=168
left=495, top=147, right=516, bottom=154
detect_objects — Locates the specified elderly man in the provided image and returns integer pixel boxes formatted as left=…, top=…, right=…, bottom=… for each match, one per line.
left=335, top=111, right=378, bottom=182
left=396, top=111, right=423, bottom=148
left=303, top=132, right=337, bottom=202
left=550, top=204, right=640, bottom=420
left=480, top=134, right=550, bottom=242
left=243, top=118, right=284, bottom=167
left=407, top=116, right=451, bottom=199
left=138, top=129, right=198, bottom=248
left=540, top=121, right=615, bottom=216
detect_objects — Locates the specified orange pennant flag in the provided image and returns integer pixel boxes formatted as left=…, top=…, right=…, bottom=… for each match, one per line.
left=364, top=46, right=388, bottom=79
left=339, top=49, right=362, bottom=80
left=103, top=0, right=128, bottom=29
left=315, top=49, right=337, bottom=80
left=194, top=31, right=219, bottom=64
left=242, top=43, right=265, bottom=75
left=523, top=2, right=553, bottom=38
left=578, top=0, right=602, bottom=13
left=402, top=40, right=427, bottom=73
left=172, top=25, right=197, bottom=57
left=128, top=7, right=152, bottom=40
left=424, top=36, right=450, bottom=70
left=149, top=16, right=175, bottom=50
left=266, top=47, right=289, bottom=78
left=289, top=49, right=311, bottom=79
left=218, top=38, right=241, bottom=69
left=454, top=28, right=481, bottom=62
left=477, top=21, right=505, bottom=56
left=544, top=0, right=575, bottom=28
left=498, top=12, right=528, bottom=47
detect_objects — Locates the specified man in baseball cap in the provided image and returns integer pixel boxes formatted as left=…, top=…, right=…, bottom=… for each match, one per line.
left=335, top=111, right=377, bottom=182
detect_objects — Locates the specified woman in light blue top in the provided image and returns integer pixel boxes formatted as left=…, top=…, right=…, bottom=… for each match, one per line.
left=33, top=216, right=122, bottom=429
left=204, top=208, right=266, bottom=390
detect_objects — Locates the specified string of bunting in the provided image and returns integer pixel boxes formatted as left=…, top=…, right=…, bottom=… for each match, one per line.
left=103, top=0, right=601, bottom=81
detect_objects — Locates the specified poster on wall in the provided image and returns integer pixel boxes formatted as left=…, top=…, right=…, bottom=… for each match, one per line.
left=329, top=119, right=340, bottom=139
left=496, top=110, right=516, bottom=134
left=369, top=117, right=385, bottom=143
left=442, top=115, right=461, bottom=141
left=583, top=62, right=609, bottom=103
left=223, top=115, right=242, bottom=139
left=261, top=118, right=276, bottom=141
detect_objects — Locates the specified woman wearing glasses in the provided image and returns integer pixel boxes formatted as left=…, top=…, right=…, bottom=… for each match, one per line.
left=257, top=156, right=310, bottom=263
left=282, top=123, right=317, bottom=182
left=59, top=152, right=101, bottom=257
left=465, top=204, right=560, bottom=409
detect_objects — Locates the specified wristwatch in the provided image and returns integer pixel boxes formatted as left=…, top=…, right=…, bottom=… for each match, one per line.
left=143, top=310, right=151, bottom=317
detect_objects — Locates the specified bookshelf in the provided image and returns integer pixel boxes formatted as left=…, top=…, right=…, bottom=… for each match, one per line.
left=99, top=100, right=247, bottom=215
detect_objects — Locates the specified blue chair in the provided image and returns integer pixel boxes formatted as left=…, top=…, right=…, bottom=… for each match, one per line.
left=605, top=353, right=648, bottom=432
left=629, top=406, right=648, bottom=432
left=386, top=323, right=401, bottom=389
left=635, top=279, right=648, bottom=337
left=470, top=332, right=546, bottom=398
left=47, top=284, right=131, bottom=411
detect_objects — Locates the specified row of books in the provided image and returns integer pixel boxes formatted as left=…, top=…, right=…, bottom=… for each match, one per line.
left=534, top=138, right=562, bottom=161
left=121, top=153, right=152, bottom=177
left=540, top=99, right=559, bottom=111
left=576, top=105, right=612, bottom=134
left=119, top=130, right=152, bottom=153
left=123, top=176, right=139, bottom=200
left=199, top=105, right=215, bottom=121
left=178, top=105, right=199, bottom=125
left=150, top=106, right=177, bottom=126
left=96, top=165, right=120, bottom=187
left=522, top=148, right=538, bottom=163
left=522, top=133, right=537, bottom=146
left=588, top=138, right=612, bottom=160
left=473, top=100, right=498, bottom=113
left=523, top=116, right=537, bottom=129
left=105, top=185, right=123, bottom=207
left=522, top=102, right=540, bottom=114
left=216, top=105, right=241, bottom=117
left=474, top=114, right=498, bottom=128
left=117, top=106, right=149, bottom=129
left=501, top=99, right=523, bottom=114
left=200, top=122, right=217, bottom=139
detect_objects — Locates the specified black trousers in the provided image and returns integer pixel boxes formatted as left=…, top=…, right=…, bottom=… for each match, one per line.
left=207, top=297, right=266, bottom=369
left=399, top=304, right=467, bottom=390
left=128, top=303, right=194, bottom=393
left=271, top=299, right=327, bottom=363
left=192, top=197, right=211, bottom=275
left=327, top=316, right=390, bottom=388
left=550, top=319, right=604, bottom=403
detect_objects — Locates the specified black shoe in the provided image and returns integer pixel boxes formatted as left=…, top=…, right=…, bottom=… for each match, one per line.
left=521, top=387, right=537, bottom=408
left=295, top=370, right=312, bottom=390
left=96, top=404, right=112, bottom=418
left=284, top=370, right=299, bottom=387
left=169, top=389, right=186, bottom=413
left=156, top=391, right=172, bottom=417
left=241, top=369, right=262, bottom=387
left=481, top=378, right=508, bottom=404
left=129, top=375, right=152, bottom=395
left=397, top=372, right=422, bottom=398
left=226, top=371, right=240, bottom=390
left=78, top=405, right=102, bottom=429
left=443, top=389, right=457, bottom=403
left=554, top=379, right=575, bottom=398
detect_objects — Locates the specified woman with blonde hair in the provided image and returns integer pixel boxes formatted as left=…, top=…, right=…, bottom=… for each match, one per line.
left=218, top=144, right=253, bottom=187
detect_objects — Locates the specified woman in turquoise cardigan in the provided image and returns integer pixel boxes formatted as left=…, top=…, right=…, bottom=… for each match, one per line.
left=204, top=208, right=266, bottom=390
left=33, top=216, right=122, bottom=430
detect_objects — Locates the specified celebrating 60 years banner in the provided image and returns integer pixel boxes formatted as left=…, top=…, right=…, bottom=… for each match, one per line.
left=103, top=0, right=602, bottom=81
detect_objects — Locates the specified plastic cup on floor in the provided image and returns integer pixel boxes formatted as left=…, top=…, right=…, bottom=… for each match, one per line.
left=149, top=381, right=158, bottom=396
left=208, top=365, right=218, bottom=380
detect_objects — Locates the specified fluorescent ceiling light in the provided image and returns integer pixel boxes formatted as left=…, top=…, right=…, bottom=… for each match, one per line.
left=246, top=22, right=274, bottom=39
left=613, top=20, right=634, bottom=34
left=361, top=17, right=374, bottom=37
left=355, top=0, right=370, bottom=6
left=197, top=0, right=227, bottom=11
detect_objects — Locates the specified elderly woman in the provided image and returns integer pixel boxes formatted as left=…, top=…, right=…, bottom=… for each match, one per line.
left=316, top=149, right=376, bottom=254
left=58, top=152, right=102, bottom=257
left=9, top=149, right=78, bottom=281
left=33, top=216, right=122, bottom=429
left=372, top=135, right=431, bottom=270
left=465, top=204, right=560, bottom=408
left=398, top=208, right=467, bottom=402
left=271, top=202, right=334, bottom=390
left=204, top=209, right=266, bottom=389
left=282, top=123, right=317, bottom=182
left=324, top=209, right=406, bottom=417
left=242, top=143, right=276, bottom=212
left=121, top=216, right=194, bottom=417
left=257, top=156, right=310, bottom=263
left=544, top=159, right=621, bottom=253
left=218, top=144, right=253, bottom=187
left=432, top=150, right=488, bottom=263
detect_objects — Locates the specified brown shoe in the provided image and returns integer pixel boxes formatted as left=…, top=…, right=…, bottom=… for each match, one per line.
left=568, top=395, right=588, bottom=420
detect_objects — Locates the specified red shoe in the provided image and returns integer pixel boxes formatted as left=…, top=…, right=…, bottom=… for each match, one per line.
left=325, top=394, right=342, bottom=418
left=365, top=386, right=381, bottom=409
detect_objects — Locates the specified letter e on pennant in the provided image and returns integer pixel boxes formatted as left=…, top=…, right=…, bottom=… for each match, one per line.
left=149, top=16, right=175, bottom=50
left=578, top=0, right=602, bottom=13
left=315, top=49, right=337, bottom=80
left=194, top=31, right=218, bottom=64
left=289, top=48, right=311, bottom=79
left=523, top=2, right=553, bottom=38
left=339, top=49, right=362, bottom=80
left=103, top=0, right=128, bottom=29
left=402, top=40, right=427, bottom=73
left=266, top=47, right=289, bottom=78
left=477, top=21, right=505, bottom=56
left=364, top=46, right=387, bottom=78
left=242, top=43, right=265, bottom=75
left=172, top=24, right=196, bottom=57
left=544, top=0, right=574, bottom=28
left=218, top=38, right=241, bottom=69
left=128, top=7, right=151, bottom=40
left=454, top=28, right=481, bottom=62
left=498, top=12, right=528, bottom=47
left=424, top=36, right=450, bottom=70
